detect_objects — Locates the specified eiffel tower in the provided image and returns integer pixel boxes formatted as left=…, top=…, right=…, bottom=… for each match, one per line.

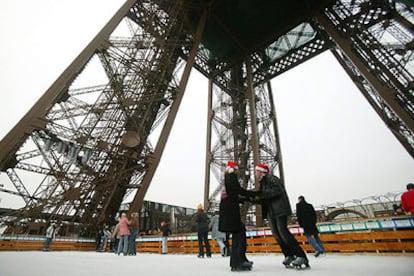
left=0, top=0, right=413, bottom=235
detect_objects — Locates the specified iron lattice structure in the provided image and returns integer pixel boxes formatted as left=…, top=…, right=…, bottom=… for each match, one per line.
left=0, top=0, right=413, bottom=235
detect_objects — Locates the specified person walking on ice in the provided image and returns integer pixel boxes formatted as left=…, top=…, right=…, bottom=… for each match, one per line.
left=296, top=195, right=325, bottom=257
left=209, top=210, right=227, bottom=257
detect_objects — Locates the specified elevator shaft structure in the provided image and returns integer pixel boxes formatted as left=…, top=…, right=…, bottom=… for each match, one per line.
left=0, top=0, right=413, bottom=235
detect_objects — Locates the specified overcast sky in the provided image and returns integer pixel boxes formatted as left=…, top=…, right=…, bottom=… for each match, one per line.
left=1, top=0, right=413, bottom=211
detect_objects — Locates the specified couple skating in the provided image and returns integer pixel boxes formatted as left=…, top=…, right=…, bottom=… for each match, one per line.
left=219, top=161, right=309, bottom=272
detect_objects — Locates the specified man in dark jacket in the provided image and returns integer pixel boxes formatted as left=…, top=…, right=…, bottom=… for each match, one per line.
left=296, top=195, right=325, bottom=257
left=159, top=221, right=172, bottom=254
left=219, top=161, right=258, bottom=271
left=255, top=163, right=309, bottom=269
left=195, top=204, right=211, bottom=258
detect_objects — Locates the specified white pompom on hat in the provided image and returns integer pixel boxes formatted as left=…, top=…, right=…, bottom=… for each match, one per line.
left=226, top=161, right=238, bottom=173
left=255, top=163, right=269, bottom=173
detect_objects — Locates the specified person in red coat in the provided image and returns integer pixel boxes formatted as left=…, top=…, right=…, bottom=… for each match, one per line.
left=117, top=212, right=131, bottom=256
left=401, top=183, right=414, bottom=216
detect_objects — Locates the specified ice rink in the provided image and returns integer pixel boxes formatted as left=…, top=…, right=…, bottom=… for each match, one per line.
left=0, top=251, right=413, bottom=276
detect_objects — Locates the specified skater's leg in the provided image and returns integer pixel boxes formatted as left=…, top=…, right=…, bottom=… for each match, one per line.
left=116, top=236, right=123, bottom=255
left=224, top=233, right=231, bottom=256
left=305, top=233, right=323, bottom=253
left=268, top=216, right=294, bottom=257
left=122, top=235, right=129, bottom=255
left=314, top=233, right=325, bottom=253
left=197, top=231, right=204, bottom=257
left=217, top=238, right=225, bottom=256
left=229, top=231, right=250, bottom=270
left=275, top=216, right=307, bottom=259
left=203, top=231, right=211, bottom=257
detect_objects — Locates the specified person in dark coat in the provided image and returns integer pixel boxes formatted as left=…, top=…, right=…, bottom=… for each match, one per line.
left=296, top=195, right=325, bottom=257
left=195, top=204, right=211, bottom=258
left=254, top=163, right=309, bottom=269
left=219, top=161, right=258, bottom=271
left=159, top=221, right=172, bottom=254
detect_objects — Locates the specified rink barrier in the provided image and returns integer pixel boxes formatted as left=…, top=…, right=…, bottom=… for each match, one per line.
left=1, top=217, right=413, bottom=253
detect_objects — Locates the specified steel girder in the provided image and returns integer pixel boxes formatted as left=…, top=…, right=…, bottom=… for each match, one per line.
left=0, top=0, right=205, bottom=234
left=204, top=73, right=282, bottom=225
left=316, top=0, right=414, bottom=158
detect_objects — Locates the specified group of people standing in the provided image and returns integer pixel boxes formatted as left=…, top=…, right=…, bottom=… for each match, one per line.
left=95, top=212, right=140, bottom=255
left=113, top=212, right=140, bottom=256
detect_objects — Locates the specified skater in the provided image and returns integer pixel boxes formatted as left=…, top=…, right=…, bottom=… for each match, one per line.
left=43, top=222, right=59, bottom=251
left=128, top=212, right=139, bottom=255
left=296, top=195, right=325, bottom=257
left=99, top=223, right=112, bottom=252
left=223, top=233, right=231, bottom=256
left=111, top=223, right=120, bottom=253
left=219, top=161, right=259, bottom=271
left=195, top=204, right=211, bottom=258
left=209, top=211, right=227, bottom=256
left=95, top=226, right=103, bottom=251
left=116, top=212, right=131, bottom=256
left=159, top=221, right=172, bottom=254
left=254, top=163, right=310, bottom=269
left=401, top=183, right=414, bottom=216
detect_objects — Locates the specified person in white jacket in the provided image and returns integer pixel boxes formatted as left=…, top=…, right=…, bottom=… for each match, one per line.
left=209, top=211, right=227, bottom=256
left=43, top=222, right=59, bottom=251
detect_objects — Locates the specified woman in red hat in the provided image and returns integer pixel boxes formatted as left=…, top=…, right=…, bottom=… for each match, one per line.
left=219, top=161, right=258, bottom=271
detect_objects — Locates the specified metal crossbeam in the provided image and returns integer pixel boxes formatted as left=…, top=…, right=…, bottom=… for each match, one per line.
left=0, top=0, right=413, bottom=236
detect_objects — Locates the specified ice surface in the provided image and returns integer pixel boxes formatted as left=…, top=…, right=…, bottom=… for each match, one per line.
left=0, top=251, right=413, bottom=276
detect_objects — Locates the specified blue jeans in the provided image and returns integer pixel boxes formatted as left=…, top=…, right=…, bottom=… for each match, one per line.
left=161, top=236, right=168, bottom=253
left=215, top=238, right=226, bottom=255
left=305, top=232, right=325, bottom=252
left=117, top=235, right=129, bottom=255
left=129, top=230, right=138, bottom=255
left=43, top=237, right=52, bottom=250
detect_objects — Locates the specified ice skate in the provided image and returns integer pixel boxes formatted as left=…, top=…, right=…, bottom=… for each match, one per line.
left=290, top=257, right=310, bottom=270
left=282, top=256, right=295, bottom=268
left=231, top=261, right=252, bottom=272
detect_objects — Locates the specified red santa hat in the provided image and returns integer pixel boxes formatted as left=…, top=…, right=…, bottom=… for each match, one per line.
left=226, top=161, right=238, bottom=173
left=255, top=163, right=269, bottom=173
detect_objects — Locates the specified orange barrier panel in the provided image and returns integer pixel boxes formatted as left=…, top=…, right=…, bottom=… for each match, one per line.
left=1, top=229, right=413, bottom=254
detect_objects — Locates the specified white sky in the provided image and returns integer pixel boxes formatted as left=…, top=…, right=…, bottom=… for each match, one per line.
left=0, top=0, right=413, bottom=211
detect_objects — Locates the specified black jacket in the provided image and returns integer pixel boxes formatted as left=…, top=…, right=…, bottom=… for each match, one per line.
left=259, top=174, right=292, bottom=218
left=219, top=172, right=257, bottom=233
left=296, top=200, right=318, bottom=234
left=195, top=210, right=210, bottom=232
left=160, top=224, right=171, bottom=237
